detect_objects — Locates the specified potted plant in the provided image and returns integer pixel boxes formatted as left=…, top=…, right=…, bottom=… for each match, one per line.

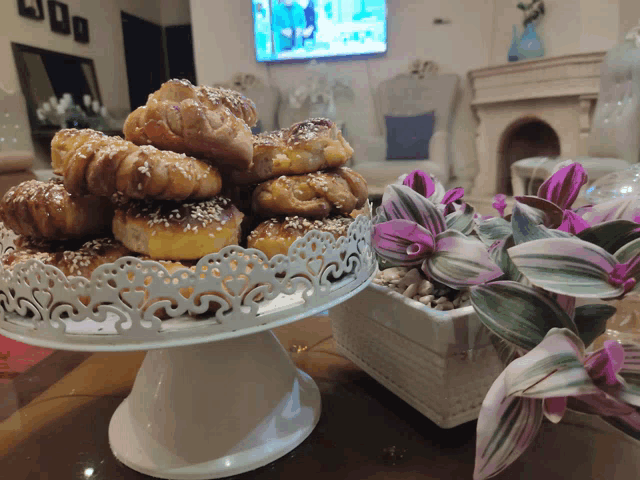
left=332, top=162, right=640, bottom=432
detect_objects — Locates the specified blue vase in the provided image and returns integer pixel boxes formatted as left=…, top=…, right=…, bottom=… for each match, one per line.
left=517, top=22, right=544, bottom=59
left=508, top=25, right=520, bottom=62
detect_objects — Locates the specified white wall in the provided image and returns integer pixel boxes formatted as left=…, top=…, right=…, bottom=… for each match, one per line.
left=191, top=0, right=496, bottom=184
left=619, top=0, right=640, bottom=42
left=490, top=0, right=620, bottom=64
left=160, top=0, right=191, bottom=25
left=0, top=0, right=162, bottom=117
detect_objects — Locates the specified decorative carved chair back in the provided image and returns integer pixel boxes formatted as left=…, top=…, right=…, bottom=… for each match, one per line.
left=587, top=38, right=640, bottom=164
left=224, top=74, right=281, bottom=132
left=0, top=87, right=33, bottom=153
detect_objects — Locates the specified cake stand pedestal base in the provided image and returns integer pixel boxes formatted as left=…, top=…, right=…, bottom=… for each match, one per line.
left=108, top=330, right=321, bottom=479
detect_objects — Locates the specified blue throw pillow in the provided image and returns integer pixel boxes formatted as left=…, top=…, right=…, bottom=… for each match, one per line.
left=385, top=111, right=435, bottom=160
left=251, top=119, right=263, bottom=135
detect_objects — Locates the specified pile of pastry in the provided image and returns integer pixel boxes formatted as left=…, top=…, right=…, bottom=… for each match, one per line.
left=0, top=79, right=367, bottom=289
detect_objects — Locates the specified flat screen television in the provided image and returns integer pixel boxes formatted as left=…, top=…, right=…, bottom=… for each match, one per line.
left=253, top=0, right=387, bottom=62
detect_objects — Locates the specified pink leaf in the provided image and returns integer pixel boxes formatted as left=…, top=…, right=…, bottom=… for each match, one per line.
left=442, top=187, right=464, bottom=205
left=492, top=194, right=507, bottom=218
left=584, top=340, right=625, bottom=388
left=402, top=170, right=435, bottom=198
left=537, top=162, right=588, bottom=210
left=543, top=397, right=567, bottom=423
left=558, top=210, right=591, bottom=235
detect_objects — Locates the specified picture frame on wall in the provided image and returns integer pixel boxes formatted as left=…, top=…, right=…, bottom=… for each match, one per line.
left=17, top=0, right=44, bottom=20
left=47, top=0, right=70, bottom=35
left=73, top=16, right=89, bottom=44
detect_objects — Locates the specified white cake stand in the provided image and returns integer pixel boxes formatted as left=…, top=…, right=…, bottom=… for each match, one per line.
left=0, top=272, right=374, bottom=479
left=0, top=217, right=376, bottom=479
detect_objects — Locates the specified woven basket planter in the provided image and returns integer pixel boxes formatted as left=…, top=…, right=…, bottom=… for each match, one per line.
left=331, top=283, right=503, bottom=428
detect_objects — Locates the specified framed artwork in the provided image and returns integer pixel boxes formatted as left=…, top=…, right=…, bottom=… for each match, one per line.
left=17, top=0, right=44, bottom=20
left=47, top=0, right=70, bottom=35
left=73, top=16, right=89, bottom=44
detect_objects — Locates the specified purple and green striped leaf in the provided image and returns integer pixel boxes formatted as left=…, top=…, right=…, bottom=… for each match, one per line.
left=504, top=328, right=597, bottom=399
left=476, top=216, right=513, bottom=247
left=445, top=201, right=475, bottom=235
left=577, top=220, right=640, bottom=255
left=380, top=184, right=446, bottom=235
left=508, top=238, right=624, bottom=299
left=489, top=236, right=523, bottom=283
left=513, top=196, right=564, bottom=228
left=615, top=344, right=640, bottom=407
left=372, top=219, right=434, bottom=266
left=511, top=202, right=572, bottom=245
left=474, top=370, right=544, bottom=480
left=470, top=281, right=578, bottom=352
left=425, top=230, right=503, bottom=289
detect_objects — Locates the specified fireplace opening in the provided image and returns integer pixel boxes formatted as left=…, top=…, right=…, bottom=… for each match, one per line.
left=498, top=118, right=561, bottom=196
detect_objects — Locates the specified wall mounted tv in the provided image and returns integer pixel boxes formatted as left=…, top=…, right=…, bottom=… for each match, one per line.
left=253, top=0, right=387, bottom=63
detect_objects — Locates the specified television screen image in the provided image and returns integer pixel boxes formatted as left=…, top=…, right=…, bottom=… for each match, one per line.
left=253, top=0, right=387, bottom=62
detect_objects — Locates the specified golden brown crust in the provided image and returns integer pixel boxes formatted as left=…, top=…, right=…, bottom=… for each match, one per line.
left=231, top=118, right=354, bottom=185
left=252, top=167, right=368, bottom=218
left=112, top=197, right=244, bottom=260
left=0, top=179, right=114, bottom=240
left=1, top=237, right=132, bottom=278
left=51, top=129, right=222, bottom=201
left=123, top=79, right=258, bottom=171
left=247, top=216, right=354, bottom=258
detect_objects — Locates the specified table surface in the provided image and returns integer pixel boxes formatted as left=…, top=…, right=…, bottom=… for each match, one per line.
left=0, top=315, right=553, bottom=480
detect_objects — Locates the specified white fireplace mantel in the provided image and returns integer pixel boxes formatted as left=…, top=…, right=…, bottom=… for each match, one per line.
left=467, top=52, right=606, bottom=201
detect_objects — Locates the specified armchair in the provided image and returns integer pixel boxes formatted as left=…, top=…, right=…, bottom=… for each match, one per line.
left=510, top=35, right=640, bottom=197
left=352, top=68, right=459, bottom=196
left=219, top=74, right=281, bottom=133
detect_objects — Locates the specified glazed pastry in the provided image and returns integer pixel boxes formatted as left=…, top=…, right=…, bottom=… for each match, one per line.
left=112, top=197, right=244, bottom=261
left=1, top=236, right=131, bottom=278
left=252, top=167, right=368, bottom=218
left=51, top=128, right=222, bottom=201
left=123, top=79, right=261, bottom=172
left=0, top=179, right=114, bottom=240
left=247, top=216, right=354, bottom=258
left=230, top=118, right=354, bottom=185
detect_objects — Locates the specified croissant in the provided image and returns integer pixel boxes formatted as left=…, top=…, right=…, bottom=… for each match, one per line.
left=51, top=128, right=222, bottom=201
left=0, top=179, right=114, bottom=239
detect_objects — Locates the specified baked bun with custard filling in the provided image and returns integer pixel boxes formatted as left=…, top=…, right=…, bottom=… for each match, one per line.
left=113, top=197, right=244, bottom=261
left=247, top=216, right=353, bottom=258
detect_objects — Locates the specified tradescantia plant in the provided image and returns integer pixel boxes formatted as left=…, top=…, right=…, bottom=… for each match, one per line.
left=371, top=163, right=640, bottom=479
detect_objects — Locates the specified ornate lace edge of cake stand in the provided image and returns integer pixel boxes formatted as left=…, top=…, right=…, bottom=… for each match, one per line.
left=0, top=215, right=375, bottom=351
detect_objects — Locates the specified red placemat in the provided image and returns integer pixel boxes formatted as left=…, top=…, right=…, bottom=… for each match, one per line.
left=0, top=336, right=54, bottom=382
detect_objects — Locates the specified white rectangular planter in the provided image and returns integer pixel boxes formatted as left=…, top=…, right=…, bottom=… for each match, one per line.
left=331, top=283, right=503, bottom=429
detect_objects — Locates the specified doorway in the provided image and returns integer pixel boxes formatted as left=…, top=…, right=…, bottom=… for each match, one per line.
left=121, top=12, right=168, bottom=110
